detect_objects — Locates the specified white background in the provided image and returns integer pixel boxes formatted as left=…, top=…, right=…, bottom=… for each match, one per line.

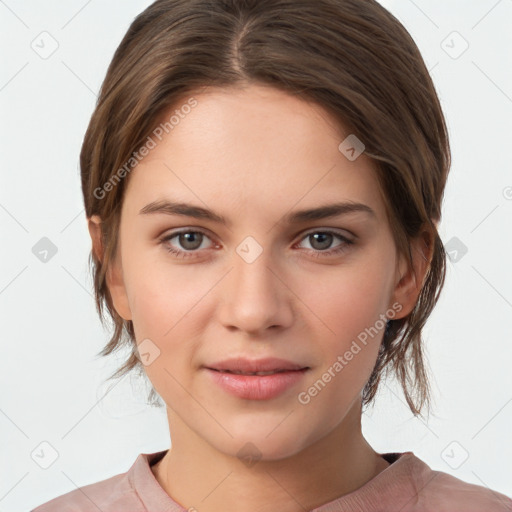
left=1, top=0, right=511, bottom=510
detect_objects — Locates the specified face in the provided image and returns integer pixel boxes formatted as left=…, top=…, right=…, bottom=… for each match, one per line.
left=91, top=84, right=420, bottom=461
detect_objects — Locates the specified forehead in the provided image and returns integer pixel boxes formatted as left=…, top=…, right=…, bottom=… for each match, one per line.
left=153, top=84, right=348, bottom=157
left=122, top=84, right=386, bottom=221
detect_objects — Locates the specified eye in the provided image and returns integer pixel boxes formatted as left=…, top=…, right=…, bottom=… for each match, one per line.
left=159, top=228, right=354, bottom=260
left=160, top=229, right=215, bottom=259
left=295, top=230, right=354, bottom=258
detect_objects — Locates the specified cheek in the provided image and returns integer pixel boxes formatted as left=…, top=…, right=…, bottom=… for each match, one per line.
left=296, top=269, right=390, bottom=427
left=122, top=251, right=215, bottom=387
left=123, top=244, right=211, bottom=337
left=294, top=251, right=394, bottom=410
left=297, top=260, right=393, bottom=346
left=125, top=264, right=201, bottom=406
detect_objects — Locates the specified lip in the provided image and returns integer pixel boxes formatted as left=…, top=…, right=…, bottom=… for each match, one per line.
left=204, top=357, right=309, bottom=400
left=207, top=357, right=306, bottom=373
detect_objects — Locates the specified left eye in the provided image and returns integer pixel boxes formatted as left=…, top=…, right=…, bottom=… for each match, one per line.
left=296, top=231, right=351, bottom=252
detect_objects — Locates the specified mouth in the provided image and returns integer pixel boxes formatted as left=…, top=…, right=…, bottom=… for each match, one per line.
left=208, top=368, right=303, bottom=376
left=205, top=357, right=308, bottom=374
left=204, top=358, right=310, bottom=400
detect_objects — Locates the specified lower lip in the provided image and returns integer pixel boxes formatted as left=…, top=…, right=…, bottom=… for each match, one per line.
left=206, top=368, right=308, bottom=400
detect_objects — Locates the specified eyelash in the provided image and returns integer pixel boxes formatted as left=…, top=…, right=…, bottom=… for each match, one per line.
left=159, top=228, right=354, bottom=260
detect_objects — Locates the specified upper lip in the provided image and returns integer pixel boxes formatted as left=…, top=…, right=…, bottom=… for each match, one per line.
left=205, top=357, right=308, bottom=373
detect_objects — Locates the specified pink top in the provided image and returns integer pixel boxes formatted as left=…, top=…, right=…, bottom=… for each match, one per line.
left=32, top=450, right=512, bottom=511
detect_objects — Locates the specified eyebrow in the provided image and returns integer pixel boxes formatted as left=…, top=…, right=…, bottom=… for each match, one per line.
left=139, top=199, right=376, bottom=225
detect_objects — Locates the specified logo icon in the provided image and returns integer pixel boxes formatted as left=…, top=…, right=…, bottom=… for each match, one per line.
left=31, top=31, right=59, bottom=60
left=444, top=236, right=468, bottom=263
left=32, top=237, right=58, bottom=263
left=237, top=442, right=262, bottom=468
left=338, top=134, right=365, bottom=161
left=31, top=441, right=59, bottom=469
left=441, top=31, right=469, bottom=60
left=441, top=440, right=469, bottom=469
left=135, top=338, right=161, bottom=366
left=236, top=236, right=263, bottom=264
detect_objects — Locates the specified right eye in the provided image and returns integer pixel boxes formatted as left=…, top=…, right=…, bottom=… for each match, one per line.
left=159, top=229, right=216, bottom=259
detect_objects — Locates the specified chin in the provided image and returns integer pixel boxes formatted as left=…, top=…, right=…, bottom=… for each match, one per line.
left=206, top=417, right=321, bottom=464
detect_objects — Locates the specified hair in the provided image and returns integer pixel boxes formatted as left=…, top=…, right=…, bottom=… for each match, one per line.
left=81, top=0, right=450, bottom=419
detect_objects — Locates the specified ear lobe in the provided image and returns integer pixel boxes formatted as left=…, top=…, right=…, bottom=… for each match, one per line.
left=105, top=262, right=133, bottom=321
left=391, top=228, right=433, bottom=319
left=87, top=215, right=133, bottom=321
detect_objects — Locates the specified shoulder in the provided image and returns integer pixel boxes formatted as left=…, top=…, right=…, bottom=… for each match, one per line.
left=31, top=474, right=143, bottom=512
left=404, top=454, right=512, bottom=512
left=30, top=453, right=161, bottom=512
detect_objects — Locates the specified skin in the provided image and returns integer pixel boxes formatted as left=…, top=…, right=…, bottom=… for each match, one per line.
left=88, top=84, right=432, bottom=512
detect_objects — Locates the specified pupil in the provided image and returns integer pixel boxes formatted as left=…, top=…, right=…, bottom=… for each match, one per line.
left=312, top=233, right=332, bottom=250
left=180, top=232, right=202, bottom=250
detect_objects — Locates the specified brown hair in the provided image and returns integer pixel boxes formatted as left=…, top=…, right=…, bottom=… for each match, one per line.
left=81, top=0, right=450, bottom=419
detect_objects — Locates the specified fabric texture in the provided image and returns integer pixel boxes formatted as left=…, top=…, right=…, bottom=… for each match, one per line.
left=32, top=449, right=512, bottom=511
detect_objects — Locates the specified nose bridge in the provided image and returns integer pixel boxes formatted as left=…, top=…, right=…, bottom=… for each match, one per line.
left=219, top=233, right=292, bottom=332
left=231, top=233, right=278, bottom=299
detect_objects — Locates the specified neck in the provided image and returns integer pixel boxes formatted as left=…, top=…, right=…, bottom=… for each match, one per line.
left=152, top=400, right=388, bottom=512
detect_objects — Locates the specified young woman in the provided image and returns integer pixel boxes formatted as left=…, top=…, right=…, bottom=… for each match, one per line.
left=33, top=0, right=512, bottom=510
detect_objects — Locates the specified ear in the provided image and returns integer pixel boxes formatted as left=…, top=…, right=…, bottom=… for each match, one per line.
left=87, top=214, right=132, bottom=321
left=389, top=225, right=433, bottom=319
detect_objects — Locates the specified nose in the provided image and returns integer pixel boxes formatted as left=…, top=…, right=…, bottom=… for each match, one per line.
left=218, top=240, right=294, bottom=336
